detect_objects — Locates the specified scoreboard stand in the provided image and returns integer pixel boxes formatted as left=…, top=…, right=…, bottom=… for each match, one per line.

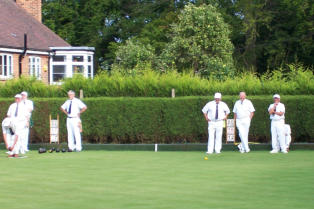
left=226, top=119, right=236, bottom=144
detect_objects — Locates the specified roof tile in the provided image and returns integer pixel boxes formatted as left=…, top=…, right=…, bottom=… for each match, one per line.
left=0, top=0, right=70, bottom=51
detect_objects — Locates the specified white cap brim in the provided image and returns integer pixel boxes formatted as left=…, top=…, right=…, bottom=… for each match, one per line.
left=214, top=93, right=222, bottom=99
left=273, top=94, right=280, bottom=99
left=21, top=91, right=28, bottom=96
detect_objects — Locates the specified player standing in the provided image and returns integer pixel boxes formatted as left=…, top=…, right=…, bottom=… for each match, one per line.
left=60, top=90, right=87, bottom=152
left=202, top=93, right=230, bottom=154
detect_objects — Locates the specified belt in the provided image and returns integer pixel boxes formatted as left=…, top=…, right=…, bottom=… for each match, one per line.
left=237, top=117, right=250, bottom=120
left=271, top=119, right=284, bottom=121
left=210, top=119, right=223, bottom=122
left=67, top=117, right=77, bottom=119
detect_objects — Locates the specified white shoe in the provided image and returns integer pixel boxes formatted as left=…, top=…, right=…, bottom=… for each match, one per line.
left=215, top=151, right=221, bottom=154
left=282, top=150, right=288, bottom=154
left=246, top=149, right=250, bottom=153
left=238, top=144, right=244, bottom=153
left=206, top=151, right=213, bottom=155
left=270, top=150, right=279, bottom=154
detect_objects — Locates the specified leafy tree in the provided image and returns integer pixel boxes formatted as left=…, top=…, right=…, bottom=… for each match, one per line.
left=42, top=0, right=80, bottom=44
left=258, top=0, right=314, bottom=72
left=160, top=3, right=235, bottom=78
left=114, top=39, right=156, bottom=69
left=42, top=0, right=314, bottom=74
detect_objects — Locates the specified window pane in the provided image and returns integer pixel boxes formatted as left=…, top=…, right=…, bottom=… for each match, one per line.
left=72, top=65, right=84, bottom=74
left=4, top=55, right=7, bottom=76
left=88, top=65, right=91, bottom=74
left=72, top=55, right=84, bottom=62
left=53, top=74, right=65, bottom=82
left=88, top=56, right=92, bottom=62
left=53, top=65, right=66, bottom=73
left=52, top=65, right=66, bottom=82
left=37, top=65, right=40, bottom=77
left=53, top=55, right=65, bottom=62
left=88, top=65, right=92, bottom=78
left=9, top=56, right=12, bottom=75
left=0, top=55, right=2, bottom=75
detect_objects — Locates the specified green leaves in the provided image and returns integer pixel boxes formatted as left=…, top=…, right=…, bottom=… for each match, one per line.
left=0, top=65, right=312, bottom=98
left=160, top=3, right=235, bottom=77
left=114, top=39, right=156, bottom=69
left=1, top=95, right=313, bottom=143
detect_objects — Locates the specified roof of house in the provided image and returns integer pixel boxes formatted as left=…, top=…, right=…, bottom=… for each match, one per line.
left=0, top=0, right=70, bottom=52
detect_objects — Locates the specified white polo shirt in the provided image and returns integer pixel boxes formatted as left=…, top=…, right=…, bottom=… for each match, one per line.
left=233, top=99, right=255, bottom=119
left=7, top=102, right=29, bottom=121
left=61, top=98, right=86, bottom=118
left=268, top=102, right=285, bottom=120
left=202, top=101, right=230, bottom=121
left=22, top=99, right=34, bottom=113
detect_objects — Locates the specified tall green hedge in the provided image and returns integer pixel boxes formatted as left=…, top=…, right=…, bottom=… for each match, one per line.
left=0, top=96, right=313, bottom=144
left=0, top=64, right=313, bottom=98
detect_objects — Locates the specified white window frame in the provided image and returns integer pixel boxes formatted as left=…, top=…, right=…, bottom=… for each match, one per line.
left=0, top=54, right=13, bottom=79
left=29, top=56, right=41, bottom=79
left=50, top=50, right=94, bottom=85
left=51, top=55, right=67, bottom=84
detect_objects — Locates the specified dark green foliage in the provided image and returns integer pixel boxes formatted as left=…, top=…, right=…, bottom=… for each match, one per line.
left=42, top=0, right=314, bottom=73
left=0, top=96, right=312, bottom=144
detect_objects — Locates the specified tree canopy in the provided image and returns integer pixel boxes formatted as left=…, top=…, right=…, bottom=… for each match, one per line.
left=42, top=0, right=314, bottom=74
left=159, top=3, right=235, bottom=78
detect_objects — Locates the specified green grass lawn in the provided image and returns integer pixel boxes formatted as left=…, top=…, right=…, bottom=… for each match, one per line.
left=0, top=150, right=313, bottom=209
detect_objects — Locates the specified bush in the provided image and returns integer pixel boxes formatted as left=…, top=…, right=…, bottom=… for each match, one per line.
left=159, top=3, right=235, bottom=76
left=113, top=39, right=156, bottom=69
left=0, top=64, right=312, bottom=98
left=0, top=96, right=313, bottom=144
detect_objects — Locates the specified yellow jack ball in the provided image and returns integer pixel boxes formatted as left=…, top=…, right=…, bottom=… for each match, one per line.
left=204, top=156, right=208, bottom=160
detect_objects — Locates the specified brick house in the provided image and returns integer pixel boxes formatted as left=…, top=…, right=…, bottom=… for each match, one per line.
left=0, top=0, right=94, bottom=84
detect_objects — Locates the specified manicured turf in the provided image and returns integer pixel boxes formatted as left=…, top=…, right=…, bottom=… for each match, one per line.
left=0, top=150, right=314, bottom=209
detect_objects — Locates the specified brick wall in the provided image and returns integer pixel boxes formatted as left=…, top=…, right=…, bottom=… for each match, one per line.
left=12, top=54, right=20, bottom=79
left=40, top=56, right=49, bottom=84
left=12, top=53, right=49, bottom=84
left=15, top=0, right=42, bottom=22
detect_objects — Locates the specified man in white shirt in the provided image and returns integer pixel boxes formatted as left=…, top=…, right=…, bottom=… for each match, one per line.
left=5, top=94, right=29, bottom=157
left=233, top=92, right=255, bottom=153
left=2, top=117, right=19, bottom=157
left=60, top=90, right=87, bottom=152
left=21, top=91, right=34, bottom=153
left=202, top=93, right=230, bottom=154
left=268, top=94, right=287, bottom=153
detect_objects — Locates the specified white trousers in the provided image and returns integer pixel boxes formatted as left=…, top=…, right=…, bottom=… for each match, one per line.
left=13, top=121, right=27, bottom=154
left=236, top=118, right=251, bottom=152
left=6, top=133, right=21, bottom=155
left=271, top=120, right=286, bottom=152
left=20, top=127, right=30, bottom=152
left=284, top=124, right=291, bottom=148
left=207, top=121, right=223, bottom=153
left=67, top=118, right=82, bottom=151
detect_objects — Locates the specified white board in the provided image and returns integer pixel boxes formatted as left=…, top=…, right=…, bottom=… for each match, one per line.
left=50, top=118, right=59, bottom=143
left=226, top=119, right=235, bottom=143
